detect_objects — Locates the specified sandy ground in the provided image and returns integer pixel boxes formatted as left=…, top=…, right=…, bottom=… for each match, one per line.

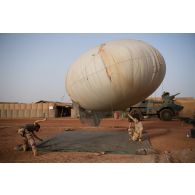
left=0, top=118, right=195, bottom=163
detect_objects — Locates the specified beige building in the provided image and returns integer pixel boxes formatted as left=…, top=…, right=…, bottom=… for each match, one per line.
left=0, top=101, right=72, bottom=119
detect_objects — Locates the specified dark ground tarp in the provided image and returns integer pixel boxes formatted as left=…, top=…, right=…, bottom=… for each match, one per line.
left=37, top=129, right=152, bottom=154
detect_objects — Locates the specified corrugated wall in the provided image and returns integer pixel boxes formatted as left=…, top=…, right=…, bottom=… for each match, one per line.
left=0, top=103, right=56, bottom=119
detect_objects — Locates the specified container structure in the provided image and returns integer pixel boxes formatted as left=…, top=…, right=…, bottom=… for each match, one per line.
left=0, top=101, right=72, bottom=119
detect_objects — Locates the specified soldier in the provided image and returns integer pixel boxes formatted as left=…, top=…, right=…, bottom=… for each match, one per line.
left=127, top=114, right=143, bottom=141
left=162, top=91, right=180, bottom=103
left=18, top=118, right=46, bottom=156
left=162, top=91, right=170, bottom=102
left=127, top=114, right=135, bottom=140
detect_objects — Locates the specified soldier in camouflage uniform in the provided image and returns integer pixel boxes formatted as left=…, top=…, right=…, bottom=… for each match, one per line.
left=18, top=118, right=46, bottom=156
left=127, top=114, right=143, bottom=142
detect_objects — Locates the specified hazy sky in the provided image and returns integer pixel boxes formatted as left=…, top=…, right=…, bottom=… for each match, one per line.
left=0, top=33, right=195, bottom=103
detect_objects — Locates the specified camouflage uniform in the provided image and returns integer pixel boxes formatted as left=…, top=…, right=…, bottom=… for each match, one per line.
left=131, top=120, right=143, bottom=141
left=18, top=125, right=38, bottom=156
left=128, top=114, right=143, bottom=141
left=128, top=122, right=135, bottom=140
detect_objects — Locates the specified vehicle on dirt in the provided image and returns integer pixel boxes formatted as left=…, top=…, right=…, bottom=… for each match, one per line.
left=128, top=92, right=183, bottom=121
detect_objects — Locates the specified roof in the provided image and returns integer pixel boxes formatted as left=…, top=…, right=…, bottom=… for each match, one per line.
left=34, top=100, right=72, bottom=107
left=0, top=101, right=72, bottom=107
left=0, top=102, right=18, bottom=104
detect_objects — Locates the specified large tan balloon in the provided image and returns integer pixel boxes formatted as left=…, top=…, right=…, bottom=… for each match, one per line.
left=66, top=39, right=166, bottom=111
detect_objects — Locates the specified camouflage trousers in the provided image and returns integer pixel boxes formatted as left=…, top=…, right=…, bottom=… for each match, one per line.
left=18, top=128, right=37, bottom=156
left=128, top=127, right=141, bottom=141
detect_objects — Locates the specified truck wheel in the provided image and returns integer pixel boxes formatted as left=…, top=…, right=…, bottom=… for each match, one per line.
left=129, top=109, right=143, bottom=120
left=160, top=109, right=173, bottom=121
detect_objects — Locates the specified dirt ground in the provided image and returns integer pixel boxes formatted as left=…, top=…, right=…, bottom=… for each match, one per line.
left=0, top=118, right=195, bottom=163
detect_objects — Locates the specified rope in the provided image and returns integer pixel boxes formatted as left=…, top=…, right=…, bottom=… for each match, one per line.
left=110, top=78, right=115, bottom=128
left=161, top=80, right=164, bottom=93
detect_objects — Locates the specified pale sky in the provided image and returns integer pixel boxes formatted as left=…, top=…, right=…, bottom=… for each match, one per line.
left=0, top=33, right=195, bottom=103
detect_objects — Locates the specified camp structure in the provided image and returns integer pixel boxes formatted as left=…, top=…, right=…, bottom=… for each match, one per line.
left=0, top=101, right=72, bottom=119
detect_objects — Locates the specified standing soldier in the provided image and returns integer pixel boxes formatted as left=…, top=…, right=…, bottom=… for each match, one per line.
left=127, top=114, right=143, bottom=142
left=18, top=118, right=46, bottom=156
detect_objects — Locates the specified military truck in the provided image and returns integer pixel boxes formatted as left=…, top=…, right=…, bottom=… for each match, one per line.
left=128, top=92, right=183, bottom=121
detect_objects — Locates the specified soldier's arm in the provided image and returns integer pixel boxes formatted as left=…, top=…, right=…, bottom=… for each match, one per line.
left=33, top=118, right=47, bottom=125
left=128, top=114, right=137, bottom=122
left=32, top=132, right=43, bottom=141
